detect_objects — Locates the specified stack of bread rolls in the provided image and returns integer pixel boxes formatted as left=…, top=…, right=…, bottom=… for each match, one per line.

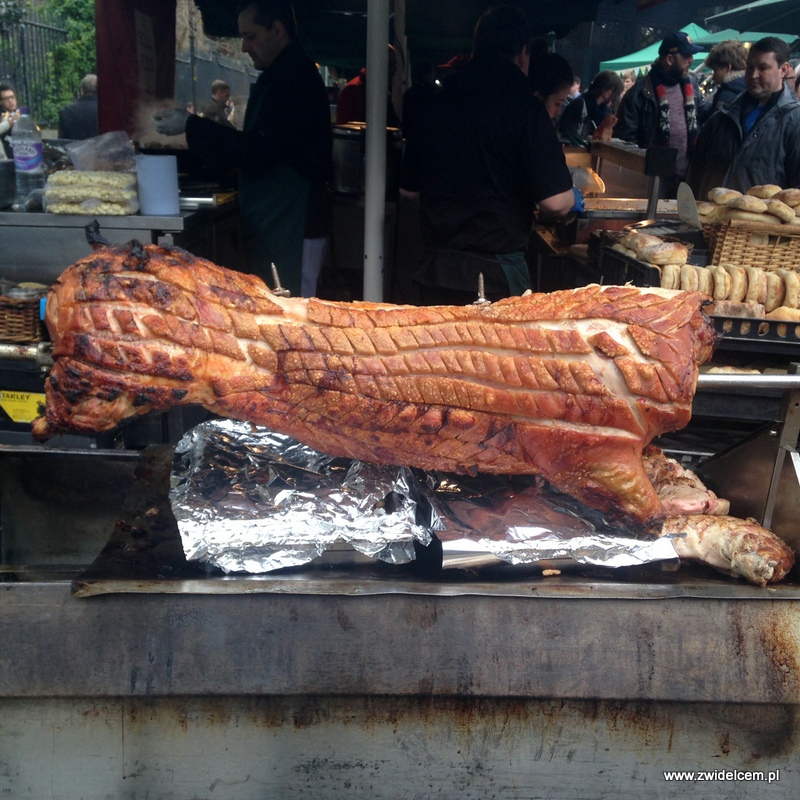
left=698, top=184, right=800, bottom=227
left=661, top=261, right=800, bottom=320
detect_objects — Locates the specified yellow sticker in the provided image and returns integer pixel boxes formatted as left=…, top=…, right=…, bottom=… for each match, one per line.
left=0, top=390, right=46, bottom=424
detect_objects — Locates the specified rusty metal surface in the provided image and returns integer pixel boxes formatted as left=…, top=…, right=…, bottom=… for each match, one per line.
left=0, top=695, right=796, bottom=799
left=4, top=579, right=800, bottom=703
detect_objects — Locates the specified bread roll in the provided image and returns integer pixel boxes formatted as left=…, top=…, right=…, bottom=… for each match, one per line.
left=711, top=300, right=766, bottom=318
left=746, top=184, right=782, bottom=199
left=777, top=269, right=800, bottom=308
left=680, top=264, right=699, bottom=291
left=744, top=267, right=767, bottom=304
left=709, top=187, right=742, bottom=205
left=765, top=306, right=800, bottom=321
left=764, top=270, right=786, bottom=312
left=766, top=199, right=795, bottom=223
left=696, top=266, right=714, bottom=295
left=710, top=266, right=732, bottom=300
left=722, top=263, right=748, bottom=302
left=729, top=195, right=768, bottom=213
left=773, top=188, right=800, bottom=207
left=661, top=263, right=681, bottom=290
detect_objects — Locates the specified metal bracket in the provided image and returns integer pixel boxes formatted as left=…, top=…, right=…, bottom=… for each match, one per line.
left=761, top=363, right=800, bottom=529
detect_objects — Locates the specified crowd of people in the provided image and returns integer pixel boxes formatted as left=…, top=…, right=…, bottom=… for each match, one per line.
left=7, top=0, right=800, bottom=305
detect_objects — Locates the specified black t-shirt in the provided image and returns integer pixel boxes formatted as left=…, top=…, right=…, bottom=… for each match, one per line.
left=400, top=55, right=572, bottom=256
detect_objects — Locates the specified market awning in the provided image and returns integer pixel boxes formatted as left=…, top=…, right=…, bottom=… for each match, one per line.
left=706, top=0, right=800, bottom=38
left=193, top=0, right=604, bottom=67
left=599, top=23, right=710, bottom=72
left=692, top=27, right=798, bottom=45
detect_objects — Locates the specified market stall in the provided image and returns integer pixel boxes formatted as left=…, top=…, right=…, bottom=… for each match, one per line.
left=2, top=5, right=800, bottom=800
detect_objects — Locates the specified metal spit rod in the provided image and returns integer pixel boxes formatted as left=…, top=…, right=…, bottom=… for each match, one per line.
left=0, top=341, right=53, bottom=369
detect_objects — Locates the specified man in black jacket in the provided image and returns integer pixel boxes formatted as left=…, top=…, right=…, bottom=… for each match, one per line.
left=614, top=31, right=710, bottom=197
left=154, top=0, right=333, bottom=298
left=400, top=5, right=577, bottom=304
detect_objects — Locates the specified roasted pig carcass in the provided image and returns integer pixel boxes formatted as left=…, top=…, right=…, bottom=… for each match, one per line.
left=33, top=240, right=718, bottom=529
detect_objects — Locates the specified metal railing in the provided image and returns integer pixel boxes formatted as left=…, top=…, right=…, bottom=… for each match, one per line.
left=0, top=9, right=67, bottom=126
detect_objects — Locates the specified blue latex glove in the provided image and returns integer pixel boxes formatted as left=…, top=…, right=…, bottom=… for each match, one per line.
left=570, top=186, right=585, bottom=215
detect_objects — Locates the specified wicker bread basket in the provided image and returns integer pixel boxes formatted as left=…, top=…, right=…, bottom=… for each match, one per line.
left=0, top=295, right=44, bottom=344
left=703, top=220, right=800, bottom=269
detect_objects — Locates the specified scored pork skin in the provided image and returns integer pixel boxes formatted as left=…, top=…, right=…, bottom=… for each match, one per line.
left=33, top=241, right=717, bottom=529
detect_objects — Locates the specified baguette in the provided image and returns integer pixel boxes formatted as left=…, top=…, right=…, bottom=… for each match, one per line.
left=728, top=209, right=783, bottom=225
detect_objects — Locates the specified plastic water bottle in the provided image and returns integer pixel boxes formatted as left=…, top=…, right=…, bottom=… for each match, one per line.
left=12, top=107, right=45, bottom=212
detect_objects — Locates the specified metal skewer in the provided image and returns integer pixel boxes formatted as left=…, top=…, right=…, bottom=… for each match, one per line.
left=270, top=263, right=291, bottom=298
left=472, top=273, right=491, bottom=306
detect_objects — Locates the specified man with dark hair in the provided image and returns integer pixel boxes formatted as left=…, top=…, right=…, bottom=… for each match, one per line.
left=0, top=83, right=20, bottom=158
left=614, top=31, right=710, bottom=196
left=400, top=5, right=577, bottom=304
left=687, top=37, right=800, bottom=199
left=199, top=79, right=235, bottom=128
left=57, top=74, right=99, bottom=140
left=154, top=0, right=333, bottom=298
left=558, top=69, right=623, bottom=139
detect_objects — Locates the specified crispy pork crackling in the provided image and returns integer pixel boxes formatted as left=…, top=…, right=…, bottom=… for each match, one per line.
left=33, top=240, right=719, bottom=530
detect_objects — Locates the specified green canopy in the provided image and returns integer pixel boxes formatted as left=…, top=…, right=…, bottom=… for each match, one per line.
left=693, top=27, right=797, bottom=45
left=706, top=0, right=800, bottom=38
left=599, top=23, right=710, bottom=72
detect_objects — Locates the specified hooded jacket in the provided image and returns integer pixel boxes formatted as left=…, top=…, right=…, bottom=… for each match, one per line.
left=686, top=84, right=800, bottom=200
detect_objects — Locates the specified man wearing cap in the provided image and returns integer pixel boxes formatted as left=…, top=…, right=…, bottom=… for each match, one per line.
left=614, top=31, right=710, bottom=196
left=686, top=37, right=800, bottom=200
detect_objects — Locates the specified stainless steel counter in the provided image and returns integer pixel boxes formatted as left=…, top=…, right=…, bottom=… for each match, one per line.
left=0, top=203, right=243, bottom=284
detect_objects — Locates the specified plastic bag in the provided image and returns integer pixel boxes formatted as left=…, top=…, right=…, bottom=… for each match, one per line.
left=66, top=131, right=137, bottom=173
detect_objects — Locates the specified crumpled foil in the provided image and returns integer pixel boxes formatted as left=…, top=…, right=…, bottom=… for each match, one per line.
left=170, top=419, right=678, bottom=576
left=170, top=419, right=431, bottom=573
left=420, top=473, right=679, bottom=571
